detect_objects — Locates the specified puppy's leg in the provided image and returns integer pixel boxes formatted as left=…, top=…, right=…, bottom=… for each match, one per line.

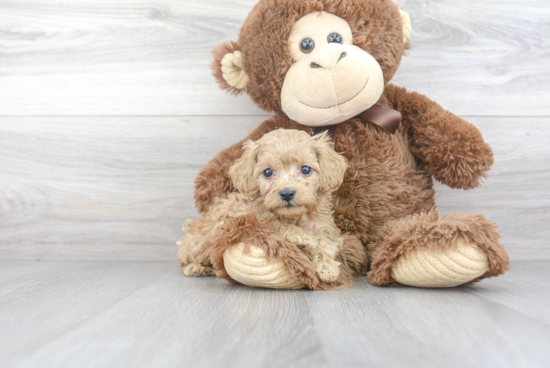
left=271, top=222, right=317, bottom=248
left=177, top=217, right=217, bottom=276
left=312, top=233, right=343, bottom=283
left=178, top=193, right=253, bottom=277
left=272, top=222, right=341, bottom=283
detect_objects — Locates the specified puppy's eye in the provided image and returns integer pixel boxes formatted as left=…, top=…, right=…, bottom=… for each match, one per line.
left=301, top=166, right=312, bottom=176
left=300, top=38, right=315, bottom=53
left=263, top=168, right=273, bottom=178
left=327, top=33, right=342, bottom=43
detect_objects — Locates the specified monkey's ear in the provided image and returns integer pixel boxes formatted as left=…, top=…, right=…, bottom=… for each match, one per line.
left=212, top=41, right=249, bottom=95
left=399, top=10, right=412, bottom=44
left=312, top=132, right=348, bottom=193
left=229, top=140, right=260, bottom=196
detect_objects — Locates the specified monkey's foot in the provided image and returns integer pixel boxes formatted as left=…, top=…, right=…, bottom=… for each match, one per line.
left=223, top=243, right=306, bottom=289
left=390, top=240, right=489, bottom=288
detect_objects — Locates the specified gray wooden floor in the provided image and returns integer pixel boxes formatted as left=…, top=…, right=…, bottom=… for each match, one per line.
left=0, top=260, right=549, bottom=368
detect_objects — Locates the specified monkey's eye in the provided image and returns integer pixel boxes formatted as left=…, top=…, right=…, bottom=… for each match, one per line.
left=327, top=33, right=342, bottom=43
left=263, top=168, right=273, bottom=178
left=301, top=166, right=312, bottom=176
left=300, top=38, right=315, bottom=53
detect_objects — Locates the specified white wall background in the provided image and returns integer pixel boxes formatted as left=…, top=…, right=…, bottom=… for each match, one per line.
left=0, top=0, right=549, bottom=260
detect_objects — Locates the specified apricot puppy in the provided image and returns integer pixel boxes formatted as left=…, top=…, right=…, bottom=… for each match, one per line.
left=177, top=129, right=348, bottom=283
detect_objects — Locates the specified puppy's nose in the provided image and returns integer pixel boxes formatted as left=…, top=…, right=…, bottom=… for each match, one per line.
left=279, top=188, right=296, bottom=202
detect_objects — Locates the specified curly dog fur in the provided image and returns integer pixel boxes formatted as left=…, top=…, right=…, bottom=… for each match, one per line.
left=178, top=129, right=357, bottom=284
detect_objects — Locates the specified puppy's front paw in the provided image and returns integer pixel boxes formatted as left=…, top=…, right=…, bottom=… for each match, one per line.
left=316, top=259, right=341, bottom=283
left=181, top=263, right=213, bottom=277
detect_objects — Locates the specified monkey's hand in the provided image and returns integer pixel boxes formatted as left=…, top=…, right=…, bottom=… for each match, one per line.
left=384, top=84, right=493, bottom=190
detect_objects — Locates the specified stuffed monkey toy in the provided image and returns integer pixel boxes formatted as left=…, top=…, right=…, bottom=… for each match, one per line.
left=179, top=0, right=510, bottom=290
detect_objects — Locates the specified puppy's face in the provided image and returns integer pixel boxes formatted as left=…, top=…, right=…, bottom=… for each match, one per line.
left=256, top=139, right=320, bottom=218
left=229, top=130, right=348, bottom=219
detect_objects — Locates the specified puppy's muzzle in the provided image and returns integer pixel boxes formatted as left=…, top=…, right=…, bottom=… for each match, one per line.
left=279, top=188, right=296, bottom=203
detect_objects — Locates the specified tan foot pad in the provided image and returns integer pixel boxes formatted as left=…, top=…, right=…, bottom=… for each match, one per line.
left=390, top=240, right=489, bottom=288
left=223, top=243, right=306, bottom=289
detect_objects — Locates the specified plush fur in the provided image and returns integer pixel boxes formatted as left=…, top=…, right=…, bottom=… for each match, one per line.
left=367, top=210, right=509, bottom=286
left=211, top=40, right=245, bottom=96
left=191, top=0, right=510, bottom=288
left=213, top=0, right=408, bottom=112
left=179, top=130, right=367, bottom=289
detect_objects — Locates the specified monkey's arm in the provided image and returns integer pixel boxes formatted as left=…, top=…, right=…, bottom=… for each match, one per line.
left=194, top=113, right=304, bottom=214
left=383, top=84, right=493, bottom=189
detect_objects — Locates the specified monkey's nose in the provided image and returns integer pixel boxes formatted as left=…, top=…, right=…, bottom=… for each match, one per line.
left=279, top=188, right=296, bottom=202
left=310, top=51, right=347, bottom=69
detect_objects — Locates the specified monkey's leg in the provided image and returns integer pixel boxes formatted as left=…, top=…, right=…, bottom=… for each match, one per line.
left=368, top=210, right=510, bottom=288
left=212, top=214, right=319, bottom=289
left=212, top=215, right=367, bottom=290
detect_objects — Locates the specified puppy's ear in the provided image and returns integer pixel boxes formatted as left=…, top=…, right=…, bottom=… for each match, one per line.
left=212, top=41, right=249, bottom=95
left=313, top=132, right=348, bottom=193
left=229, top=139, right=260, bottom=196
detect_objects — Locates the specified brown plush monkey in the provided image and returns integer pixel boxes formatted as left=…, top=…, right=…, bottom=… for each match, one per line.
left=181, top=0, right=510, bottom=289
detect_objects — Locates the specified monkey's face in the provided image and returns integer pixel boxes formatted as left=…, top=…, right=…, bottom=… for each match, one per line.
left=281, top=11, right=385, bottom=127
left=212, top=0, right=411, bottom=123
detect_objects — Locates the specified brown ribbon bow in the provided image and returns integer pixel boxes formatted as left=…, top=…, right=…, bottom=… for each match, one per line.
left=313, top=104, right=402, bottom=139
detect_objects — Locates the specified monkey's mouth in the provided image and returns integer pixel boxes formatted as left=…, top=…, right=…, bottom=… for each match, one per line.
left=298, top=78, right=369, bottom=109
